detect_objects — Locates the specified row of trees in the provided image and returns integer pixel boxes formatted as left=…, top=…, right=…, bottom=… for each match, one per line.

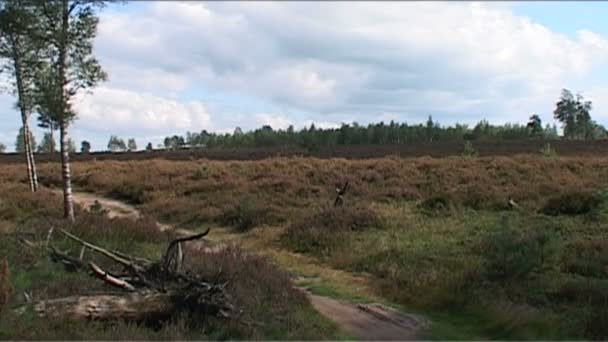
left=107, top=136, right=137, bottom=152
left=0, top=0, right=108, bottom=221
left=161, top=117, right=559, bottom=151
left=159, top=90, right=603, bottom=151
left=15, top=126, right=76, bottom=153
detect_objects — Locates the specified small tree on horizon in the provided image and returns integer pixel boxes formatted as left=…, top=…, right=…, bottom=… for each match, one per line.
left=67, top=138, right=76, bottom=154
left=127, top=138, right=137, bottom=152
left=554, top=89, right=594, bottom=139
left=107, top=135, right=127, bottom=152
left=81, top=140, right=91, bottom=154
left=0, top=142, right=6, bottom=153
left=37, top=131, right=56, bottom=153
left=15, top=126, right=36, bottom=153
left=527, top=114, right=543, bottom=138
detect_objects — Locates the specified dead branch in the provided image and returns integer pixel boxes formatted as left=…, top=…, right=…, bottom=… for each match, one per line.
left=49, top=245, right=86, bottom=272
left=57, top=228, right=147, bottom=273
left=334, top=180, right=349, bottom=207
left=89, top=262, right=136, bottom=291
left=45, top=226, right=55, bottom=247
left=162, top=229, right=210, bottom=276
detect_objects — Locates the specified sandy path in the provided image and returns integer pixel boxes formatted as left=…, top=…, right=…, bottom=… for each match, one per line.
left=67, top=190, right=429, bottom=340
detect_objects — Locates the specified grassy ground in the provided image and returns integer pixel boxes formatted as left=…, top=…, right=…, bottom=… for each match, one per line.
left=0, top=182, right=344, bottom=340
left=282, top=200, right=608, bottom=339
left=2, top=155, right=608, bottom=339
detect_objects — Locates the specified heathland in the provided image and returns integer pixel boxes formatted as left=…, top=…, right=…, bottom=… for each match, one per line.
left=1, top=151, right=608, bottom=339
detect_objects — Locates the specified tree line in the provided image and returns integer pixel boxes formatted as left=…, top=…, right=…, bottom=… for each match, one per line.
left=157, top=90, right=604, bottom=151
left=0, top=0, right=108, bottom=221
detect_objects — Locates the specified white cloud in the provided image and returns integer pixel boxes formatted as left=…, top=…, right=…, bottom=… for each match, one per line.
left=254, top=113, right=292, bottom=130
left=4, top=1, right=608, bottom=149
left=72, top=87, right=211, bottom=136
left=586, top=87, right=608, bottom=121
left=91, top=1, right=608, bottom=125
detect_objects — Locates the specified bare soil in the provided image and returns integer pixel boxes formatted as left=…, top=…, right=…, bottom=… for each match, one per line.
left=67, top=190, right=430, bottom=340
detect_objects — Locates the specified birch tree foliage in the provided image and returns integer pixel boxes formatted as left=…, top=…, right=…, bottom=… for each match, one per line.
left=0, top=0, right=41, bottom=111
left=34, top=0, right=108, bottom=221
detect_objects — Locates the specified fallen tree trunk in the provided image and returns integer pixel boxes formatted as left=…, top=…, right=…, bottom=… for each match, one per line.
left=26, top=291, right=177, bottom=321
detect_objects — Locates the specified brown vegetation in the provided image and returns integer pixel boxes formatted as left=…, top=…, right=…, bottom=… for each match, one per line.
left=12, top=155, right=608, bottom=228
left=0, top=179, right=340, bottom=339
left=2, top=154, right=608, bottom=339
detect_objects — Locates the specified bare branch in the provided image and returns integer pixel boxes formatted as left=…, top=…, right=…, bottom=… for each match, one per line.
left=89, top=262, right=135, bottom=291
left=57, top=228, right=145, bottom=273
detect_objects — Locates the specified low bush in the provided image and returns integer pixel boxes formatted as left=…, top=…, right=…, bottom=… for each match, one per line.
left=108, top=183, right=146, bottom=205
left=191, top=165, right=211, bottom=180
left=462, top=141, right=478, bottom=158
left=282, top=204, right=380, bottom=255
left=419, top=194, right=454, bottom=212
left=539, top=143, right=557, bottom=158
left=183, top=244, right=337, bottom=339
left=555, top=278, right=608, bottom=339
left=481, top=216, right=552, bottom=281
left=541, top=191, right=601, bottom=216
left=219, top=196, right=270, bottom=232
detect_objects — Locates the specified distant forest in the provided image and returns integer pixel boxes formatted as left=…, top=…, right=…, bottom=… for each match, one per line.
left=155, top=89, right=605, bottom=151
left=160, top=117, right=558, bottom=151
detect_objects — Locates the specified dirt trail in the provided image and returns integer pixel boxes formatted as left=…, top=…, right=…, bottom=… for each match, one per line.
left=67, top=190, right=430, bottom=340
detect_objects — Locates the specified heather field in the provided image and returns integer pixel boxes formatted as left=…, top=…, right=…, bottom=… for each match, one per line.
left=1, top=154, right=608, bottom=339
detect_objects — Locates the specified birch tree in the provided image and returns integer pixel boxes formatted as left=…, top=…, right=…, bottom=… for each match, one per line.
left=35, top=0, right=107, bottom=221
left=0, top=0, right=41, bottom=191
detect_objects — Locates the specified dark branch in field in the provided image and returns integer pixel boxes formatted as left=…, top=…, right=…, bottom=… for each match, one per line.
left=334, top=180, right=349, bottom=207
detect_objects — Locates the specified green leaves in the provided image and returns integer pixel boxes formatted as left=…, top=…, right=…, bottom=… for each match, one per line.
left=553, top=88, right=604, bottom=139
left=31, top=0, right=108, bottom=127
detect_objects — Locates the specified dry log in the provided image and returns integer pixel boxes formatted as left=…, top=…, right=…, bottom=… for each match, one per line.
left=25, top=291, right=177, bottom=321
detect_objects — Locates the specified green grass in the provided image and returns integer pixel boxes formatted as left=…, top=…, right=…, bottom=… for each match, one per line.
left=280, top=197, right=608, bottom=340
left=0, top=184, right=344, bottom=340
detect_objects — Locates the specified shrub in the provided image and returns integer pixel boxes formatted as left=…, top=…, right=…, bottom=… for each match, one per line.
left=539, top=143, right=557, bottom=158
left=89, top=200, right=108, bottom=215
left=541, top=191, right=601, bottom=216
left=183, top=244, right=334, bottom=340
left=419, top=194, right=454, bottom=212
left=282, top=204, right=380, bottom=255
left=563, top=239, right=608, bottom=278
left=459, top=185, right=507, bottom=211
left=219, top=196, right=269, bottom=232
left=191, top=165, right=210, bottom=180
left=556, top=278, right=608, bottom=339
left=482, top=216, right=545, bottom=281
left=462, top=140, right=478, bottom=158
left=109, top=183, right=146, bottom=205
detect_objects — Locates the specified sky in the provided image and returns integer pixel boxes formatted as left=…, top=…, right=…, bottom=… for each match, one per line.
left=1, top=1, right=608, bottom=151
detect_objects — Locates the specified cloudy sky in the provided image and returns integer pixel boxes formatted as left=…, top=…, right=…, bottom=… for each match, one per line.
left=1, top=1, right=608, bottom=151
